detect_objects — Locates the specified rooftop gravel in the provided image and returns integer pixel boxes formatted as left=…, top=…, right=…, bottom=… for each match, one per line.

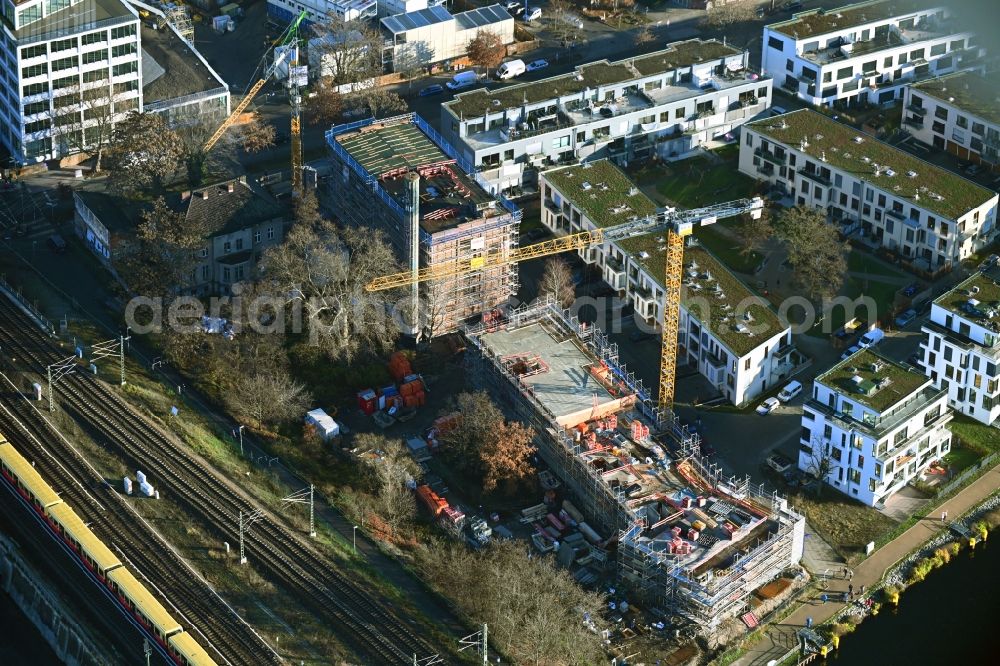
left=933, top=266, right=1000, bottom=330
left=770, top=0, right=934, bottom=40
left=746, top=109, right=995, bottom=220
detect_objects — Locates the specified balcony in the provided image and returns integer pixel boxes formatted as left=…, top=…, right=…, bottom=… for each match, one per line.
left=799, top=168, right=832, bottom=187
left=903, top=115, right=925, bottom=129
left=755, top=148, right=786, bottom=166
left=907, top=103, right=928, bottom=116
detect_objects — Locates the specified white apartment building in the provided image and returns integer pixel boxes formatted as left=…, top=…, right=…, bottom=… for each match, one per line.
left=540, top=161, right=797, bottom=406
left=1, top=0, right=143, bottom=163
left=800, top=348, right=952, bottom=507
left=920, top=266, right=1000, bottom=425
left=903, top=71, right=1000, bottom=166
left=739, top=109, right=998, bottom=270
left=762, top=0, right=982, bottom=108
left=443, top=39, right=772, bottom=192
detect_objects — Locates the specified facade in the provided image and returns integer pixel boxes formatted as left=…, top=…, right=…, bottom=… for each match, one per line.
left=762, top=0, right=982, bottom=108
left=443, top=39, right=772, bottom=192
left=902, top=71, right=1000, bottom=167
left=325, top=114, right=519, bottom=337
left=739, top=109, right=998, bottom=270
left=465, top=299, right=804, bottom=630
left=539, top=160, right=797, bottom=406
left=919, top=266, right=1000, bottom=425
left=381, top=5, right=513, bottom=75
left=266, top=0, right=376, bottom=25
left=73, top=176, right=286, bottom=293
left=2, top=0, right=143, bottom=162
left=800, top=348, right=952, bottom=507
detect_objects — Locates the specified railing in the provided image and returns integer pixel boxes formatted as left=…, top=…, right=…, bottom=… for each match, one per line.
left=19, top=15, right=135, bottom=47
left=0, top=274, right=55, bottom=335
left=143, top=86, right=229, bottom=112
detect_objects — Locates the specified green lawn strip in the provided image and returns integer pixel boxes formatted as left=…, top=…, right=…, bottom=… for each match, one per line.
left=948, top=414, right=1000, bottom=454
left=942, top=444, right=984, bottom=476
left=847, top=250, right=906, bottom=279
left=694, top=225, right=761, bottom=274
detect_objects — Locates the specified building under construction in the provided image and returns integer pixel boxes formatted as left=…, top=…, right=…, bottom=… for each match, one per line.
left=464, top=300, right=805, bottom=631
left=325, top=114, right=520, bottom=337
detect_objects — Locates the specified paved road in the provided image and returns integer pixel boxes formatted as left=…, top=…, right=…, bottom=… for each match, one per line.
left=734, top=462, right=1000, bottom=666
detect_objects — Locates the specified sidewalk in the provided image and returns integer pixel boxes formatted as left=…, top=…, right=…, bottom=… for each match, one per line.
left=734, top=463, right=1000, bottom=666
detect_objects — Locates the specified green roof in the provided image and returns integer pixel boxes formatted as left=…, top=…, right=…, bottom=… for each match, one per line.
left=911, top=71, right=1000, bottom=127
left=334, top=122, right=445, bottom=178
left=618, top=242, right=785, bottom=357
left=818, top=348, right=929, bottom=412
left=770, top=0, right=932, bottom=40
left=446, top=39, right=741, bottom=119
left=933, top=267, right=1000, bottom=329
left=746, top=109, right=995, bottom=220
left=544, top=161, right=658, bottom=227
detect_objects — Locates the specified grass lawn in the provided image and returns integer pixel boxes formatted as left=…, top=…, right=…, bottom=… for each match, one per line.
left=809, top=274, right=897, bottom=337
left=942, top=444, right=983, bottom=476
left=693, top=225, right=762, bottom=275
left=655, top=159, right=757, bottom=208
left=789, top=490, right=897, bottom=559
left=847, top=250, right=906, bottom=280
left=948, top=414, right=1000, bottom=455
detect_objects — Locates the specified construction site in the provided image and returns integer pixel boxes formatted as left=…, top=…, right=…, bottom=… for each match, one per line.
left=464, top=299, right=805, bottom=632
left=325, top=114, right=520, bottom=337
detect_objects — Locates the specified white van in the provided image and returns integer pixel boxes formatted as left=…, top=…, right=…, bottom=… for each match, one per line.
left=777, top=380, right=803, bottom=403
left=496, top=59, right=526, bottom=80
left=858, top=328, right=885, bottom=348
left=446, top=70, right=479, bottom=90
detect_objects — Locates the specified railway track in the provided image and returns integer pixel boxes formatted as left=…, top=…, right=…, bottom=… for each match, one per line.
left=0, top=377, right=281, bottom=666
left=0, top=296, right=446, bottom=664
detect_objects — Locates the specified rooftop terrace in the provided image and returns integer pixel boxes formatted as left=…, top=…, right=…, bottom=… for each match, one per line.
left=770, top=0, right=936, bottom=40
left=911, top=71, right=1000, bottom=127
left=933, top=266, right=1000, bottom=332
left=818, top=348, right=929, bottom=412
left=544, top=161, right=658, bottom=227
left=141, top=22, right=226, bottom=104
left=446, top=39, right=742, bottom=119
left=746, top=109, right=994, bottom=220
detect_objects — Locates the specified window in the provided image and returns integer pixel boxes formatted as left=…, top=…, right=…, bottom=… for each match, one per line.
left=551, top=136, right=569, bottom=150
left=883, top=57, right=892, bottom=68
left=201, top=265, right=210, bottom=281
left=52, top=56, right=76, bottom=72
left=112, top=62, right=137, bottom=76
left=113, top=80, right=138, bottom=95
left=21, top=64, right=47, bottom=79
left=831, top=447, right=843, bottom=462
left=869, top=479, right=876, bottom=492
left=223, top=241, right=231, bottom=254
left=972, top=122, right=985, bottom=136
left=82, top=50, right=107, bottom=65
left=956, top=115, right=969, bottom=129
left=82, top=32, right=107, bottom=46
left=930, top=43, right=946, bottom=56
left=267, top=226, right=275, bottom=239
left=51, top=38, right=77, bottom=52
left=222, top=267, right=231, bottom=283
left=837, top=66, right=853, bottom=80
left=20, top=45, right=46, bottom=60
left=21, top=82, right=47, bottom=97
left=911, top=48, right=925, bottom=61
left=235, top=238, right=244, bottom=251
left=111, top=25, right=135, bottom=39
left=744, top=357, right=751, bottom=371
left=254, top=230, right=261, bottom=244
left=935, top=105, right=948, bottom=120
left=46, top=0, right=71, bottom=11
left=82, top=70, right=106, bottom=83
left=862, top=60, right=876, bottom=73
left=674, top=106, right=685, bottom=119
left=848, top=469, right=861, bottom=484
left=24, top=119, right=49, bottom=134
left=875, top=463, right=882, bottom=477
left=22, top=101, right=48, bottom=116
left=822, top=71, right=832, bottom=83
left=111, top=44, right=135, bottom=58
left=84, top=105, right=108, bottom=120
left=768, top=36, right=784, bottom=51
left=114, top=97, right=137, bottom=112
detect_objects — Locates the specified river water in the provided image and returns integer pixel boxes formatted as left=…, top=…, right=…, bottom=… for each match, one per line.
left=830, top=538, right=998, bottom=664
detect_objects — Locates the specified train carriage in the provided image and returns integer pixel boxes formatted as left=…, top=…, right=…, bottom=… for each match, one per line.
left=46, top=503, right=122, bottom=581
left=107, top=567, right=182, bottom=645
left=0, top=441, right=63, bottom=513
left=167, top=631, right=219, bottom=666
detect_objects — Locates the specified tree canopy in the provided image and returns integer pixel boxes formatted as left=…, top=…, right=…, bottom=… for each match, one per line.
left=776, top=206, right=848, bottom=301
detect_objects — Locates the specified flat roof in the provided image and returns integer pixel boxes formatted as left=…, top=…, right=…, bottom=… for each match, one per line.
left=746, top=109, right=994, bottom=220
left=447, top=39, right=740, bottom=118
left=544, top=161, right=658, bottom=228
left=477, top=322, right=624, bottom=424
left=818, top=348, right=929, bottom=412
left=141, top=22, right=226, bottom=104
left=381, top=5, right=453, bottom=34
left=620, top=242, right=784, bottom=357
left=769, top=0, right=935, bottom=39
left=933, top=266, right=1000, bottom=330
left=335, top=122, right=446, bottom=178
left=911, top=71, right=1000, bottom=127
left=454, top=4, right=512, bottom=30
left=15, top=0, right=135, bottom=41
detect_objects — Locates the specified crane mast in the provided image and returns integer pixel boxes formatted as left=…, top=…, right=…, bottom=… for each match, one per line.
left=365, top=195, right=765, bottom=410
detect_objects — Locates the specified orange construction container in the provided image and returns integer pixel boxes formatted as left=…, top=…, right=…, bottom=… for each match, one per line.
left=389, top=352, right=412, bottom=383
left=416, top=392, right=426, bottom=407
left=404, top=394, right=419, bottom=408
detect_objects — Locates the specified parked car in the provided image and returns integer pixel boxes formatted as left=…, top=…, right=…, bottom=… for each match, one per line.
left=47, top=234, right=67, bottom=253
left=894, top=308, right=917, bottom=328
left=858, top=327, right=885, bottom=348
left=965, top=163, right=983, bottom=176
left=504, top=0, right=522, bottom=9
left=766, top=453, right=794, bottom=474
left=756, top=397, right=780, bottom=416
left=777, top=380, right=803, bottom=402
left=418, top=84, right=444, bottom=97
left=841, top=344, right=861, bottom=360
left=446, top=70, right=479, bottom=90
left=526, top=59, right=549, bottom=72
left=902, top=282, right=920, bottom=297
left=510, top=5, right=524, bottom=16
left=523, top=6, right=542, bottom=20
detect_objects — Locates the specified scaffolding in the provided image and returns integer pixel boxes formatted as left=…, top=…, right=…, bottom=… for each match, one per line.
left=165, top=7, right=193, bottom=43
left=464, top=299, right=804, bottom=632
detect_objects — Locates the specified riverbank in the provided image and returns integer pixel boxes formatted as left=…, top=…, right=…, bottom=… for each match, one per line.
left=731, top=463, right=1000, bottom=666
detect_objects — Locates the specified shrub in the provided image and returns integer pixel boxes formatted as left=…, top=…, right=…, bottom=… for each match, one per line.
left=947, top=541, right=962, bottom=556
left=983, top=509, right=1000, bottom=530
left=884, top=584, right=901, bottom=605
left=972, top=521, right=989, bottom=540
left=830, top=622, right=857, bottom=637
left=933, top=547, right=951, bottom=565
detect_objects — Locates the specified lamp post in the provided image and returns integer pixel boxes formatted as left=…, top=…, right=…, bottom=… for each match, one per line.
left=238, top=424, right=245, bottom=456
left=353, top=525, right=358, bottom=553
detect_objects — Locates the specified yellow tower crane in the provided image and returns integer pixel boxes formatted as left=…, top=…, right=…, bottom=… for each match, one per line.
left=203, top=10, right=307, bottom=192
left=365, top=196, right=765, bottom=411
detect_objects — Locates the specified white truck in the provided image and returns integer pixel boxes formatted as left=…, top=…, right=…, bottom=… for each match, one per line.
left=446, top=70, right=479, bottom=90
left=496, top=59, right=526, bottom=80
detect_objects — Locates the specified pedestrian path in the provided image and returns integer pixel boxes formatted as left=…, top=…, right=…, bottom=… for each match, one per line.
left=734, top=463, right=1000, bottom=666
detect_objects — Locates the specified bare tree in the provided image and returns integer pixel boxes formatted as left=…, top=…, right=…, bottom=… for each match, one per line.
left=737, top=209, right=774, bottom=257
left=803, top=436, right=834, bottom=498
left=702, top=1, right=758, bottom=27
left=466, top=29, right=507, bottom=79
left=259, top=192, right=403, bottom=362
left=776, top=206, right=848, bottom=301
left=105, top=112, right=184, bottom=195
left=539, top=256, right=576, bottom=309
left=634, top=24, right=655, bottom=47
left=548, top=0, right=584, bottom=45
left=51, top=81, right=124, bottom=172
left=237, top=111, right=276, bottom=154
left=305, top=76, right=344, bottom=126
left=114, top=196, right=205, bottom=295
left=355, top=433, right=419, bottom=534
left=225, top=366, right=312, bottom=430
